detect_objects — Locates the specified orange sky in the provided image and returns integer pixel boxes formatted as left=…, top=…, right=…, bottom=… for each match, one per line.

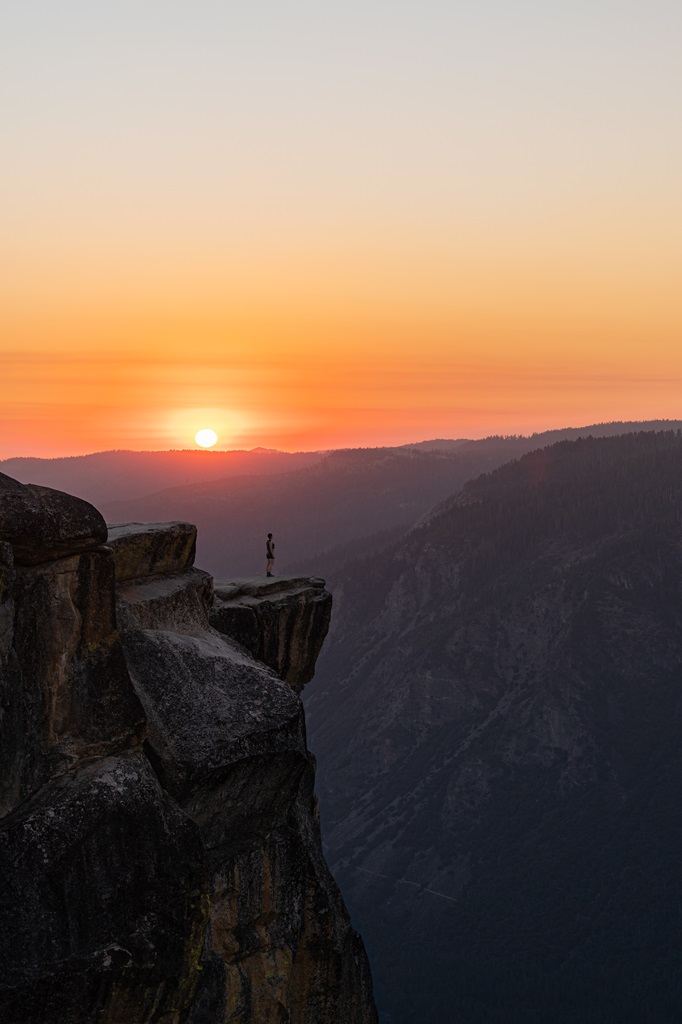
left=2, top=2, right=681, bottom=457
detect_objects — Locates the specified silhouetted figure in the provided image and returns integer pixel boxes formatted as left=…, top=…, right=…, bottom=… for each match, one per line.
left=266, top=533, right=275, bottom=576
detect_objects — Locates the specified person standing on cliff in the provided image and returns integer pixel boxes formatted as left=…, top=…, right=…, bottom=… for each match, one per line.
left=266, top=533, right=275, bottom=577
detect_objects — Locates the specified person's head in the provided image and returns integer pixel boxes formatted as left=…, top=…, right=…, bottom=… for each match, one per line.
left=267, top=533, right=272, bottom=539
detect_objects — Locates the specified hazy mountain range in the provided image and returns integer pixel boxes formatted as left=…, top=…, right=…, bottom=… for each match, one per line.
left=0, top=448, right=323, bottom=506
left=3, top=421, right=679, bottom=581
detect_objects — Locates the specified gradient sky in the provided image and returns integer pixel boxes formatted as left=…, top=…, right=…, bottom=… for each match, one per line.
left=2, top=1, right=681, bottom=456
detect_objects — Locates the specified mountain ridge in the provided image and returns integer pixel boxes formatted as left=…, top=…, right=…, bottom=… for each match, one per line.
left=5, top=420, right=680, bottom=514
left=79, top=421, right=682, bottom=578
left=304, top=430, right=682, bottom=1023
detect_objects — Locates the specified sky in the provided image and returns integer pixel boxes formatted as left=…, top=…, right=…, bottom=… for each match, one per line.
left=2, top=0, right=681, bottom=456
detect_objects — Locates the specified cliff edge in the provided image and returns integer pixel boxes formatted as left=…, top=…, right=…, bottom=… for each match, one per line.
left=0, top=475, right=377, bottom=1024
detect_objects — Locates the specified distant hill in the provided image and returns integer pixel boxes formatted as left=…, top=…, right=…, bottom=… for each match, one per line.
left=88, top=421, right=682, bottom=577
left=401, top=421, right=682, bottom=454
left=304, top=429, right=682, bottom=1023
left=101, top=445, right=494, bottom=577
left=5, top=421, right=678, bottom=524
left=0, top=448, right=324, bottom=506
left=399, top=438, right=470, bottom=451
left=291, top=420, right=682, bottom=579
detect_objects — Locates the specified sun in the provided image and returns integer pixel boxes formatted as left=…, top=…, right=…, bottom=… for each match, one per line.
left=194, top=428, right=218, bottom=448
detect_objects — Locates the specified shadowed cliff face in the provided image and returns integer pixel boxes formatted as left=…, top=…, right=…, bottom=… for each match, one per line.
left=0, top=481, right=377, bottom=1024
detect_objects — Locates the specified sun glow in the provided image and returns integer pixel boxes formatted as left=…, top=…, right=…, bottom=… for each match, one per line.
left=194, top=428, right=218, bottom=448
left=160, top=408, right=246, bottom=451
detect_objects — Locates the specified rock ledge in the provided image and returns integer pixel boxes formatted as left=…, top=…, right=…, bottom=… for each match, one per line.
left=211, top=575, right=332, bottom=692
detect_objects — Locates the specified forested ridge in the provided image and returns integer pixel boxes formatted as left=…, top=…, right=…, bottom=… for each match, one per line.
left=306, top=431, right=682, bottom=1023
left=430, top=430, right=682, bottom=594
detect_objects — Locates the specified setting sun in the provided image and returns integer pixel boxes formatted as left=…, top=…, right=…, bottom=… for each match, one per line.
left=195, top=428, right=218, bottom=449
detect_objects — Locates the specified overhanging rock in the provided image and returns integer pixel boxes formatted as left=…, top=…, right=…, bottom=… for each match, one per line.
left=211, top=575, right=332, bottom=692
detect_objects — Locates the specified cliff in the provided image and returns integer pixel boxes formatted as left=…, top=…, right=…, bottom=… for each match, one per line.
left=0, top=474, right=377, bottom=1024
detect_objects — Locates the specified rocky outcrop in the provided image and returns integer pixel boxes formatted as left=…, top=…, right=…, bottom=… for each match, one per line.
left=0, top=486, right=376, bottom=1024
left=115, top=568, right=214, bottom=634
left=0, top=490, right=145, bottom=821
left=211, top=576, right=332, bottom=692
left=0, top=472, right=107, bottom=566
left=107, top=521, right=197, bottom=581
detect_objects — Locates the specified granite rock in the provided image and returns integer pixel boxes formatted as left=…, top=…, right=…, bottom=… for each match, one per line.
left=0, top=473, right=107, bottom=566
left=106, top=521, right=197, bottom=581
left=0, top=753, right=207, bottom=1024
left=0, top=545, right=145, bottom=819
left=1, top=503, right=377, bottom=1024
left=115, top=567, right=214, bottom=634
left=211, top=576, right=332, bottom=692
left=122, top=626, right=307, bottom=810
left=114, top=528, right=376, bottom=1023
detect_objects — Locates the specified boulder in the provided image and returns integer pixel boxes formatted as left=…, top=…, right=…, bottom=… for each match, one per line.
left=106, top=521, right=196, bottom=582
left=120, top=627, right=306, bottom=819
left=0, top=473, right=106, bottom=566
left=115, top=567, right=214, bottom=634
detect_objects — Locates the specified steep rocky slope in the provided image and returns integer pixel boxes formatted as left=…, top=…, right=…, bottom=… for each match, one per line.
left=0, top=472, right=376, bottom=1023
left=305, top=431, right=682, bottom=1023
